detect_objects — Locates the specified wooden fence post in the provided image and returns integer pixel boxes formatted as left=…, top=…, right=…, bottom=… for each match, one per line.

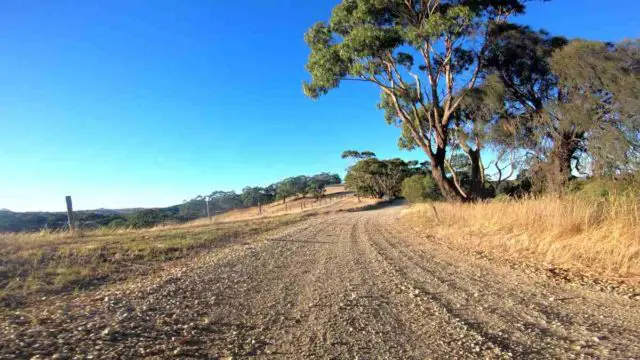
left=205, top=198, right=211, bottom=223
left=65, top=196, right=75, bottom=232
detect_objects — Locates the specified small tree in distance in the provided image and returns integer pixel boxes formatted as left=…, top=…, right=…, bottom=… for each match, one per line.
left=276, top=179, right=296, bottom=204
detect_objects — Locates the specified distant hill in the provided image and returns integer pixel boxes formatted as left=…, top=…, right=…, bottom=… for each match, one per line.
left=83, top=208, right=148, bottom=216
left=0, top=206, right=185, bottom=233
left=2, top=172, right=342, bottom=233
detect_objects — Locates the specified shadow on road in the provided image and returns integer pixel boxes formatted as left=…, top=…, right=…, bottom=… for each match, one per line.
left=345, top=198, right=408, bottom=213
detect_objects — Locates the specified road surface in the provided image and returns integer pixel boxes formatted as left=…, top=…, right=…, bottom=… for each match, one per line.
left=3, top=206, right=640, bottom=359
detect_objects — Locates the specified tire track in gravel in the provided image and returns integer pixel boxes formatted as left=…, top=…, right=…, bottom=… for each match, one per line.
left=265, top=213, right=434, bottom=358
left=361, top=206, right=640, bottom=359
left=275, top=211, right=489, bottom=358
left=283, top=213, right=444, bottom=358
left=362, top=214, right=558, bottom=358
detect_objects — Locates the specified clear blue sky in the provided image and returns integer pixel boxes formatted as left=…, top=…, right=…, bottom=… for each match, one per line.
left=0, top=0, right=638, bottom=212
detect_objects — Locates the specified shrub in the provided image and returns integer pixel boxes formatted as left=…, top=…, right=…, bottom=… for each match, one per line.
left=569, top=175, right=640, bottom=199
left=401, top=175, right=441, bottom=203
left=107, top=219, right=127, bottom=228
left=126, top=209, right=168, bottom=228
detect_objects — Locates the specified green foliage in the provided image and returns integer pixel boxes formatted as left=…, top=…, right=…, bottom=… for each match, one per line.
left=568, top=175, right=640, bottom=199
left=493, top=175, right=533, bottom=198
left=552, top=40, right=640, bottom=177
left=126, top=209, right=171, bottom=229
left=291, top=176, right=311, bottom=198
left=345, top=156, right=420, bottom=199
left=107, top=219, right=127, bottom=228
left=241, top=187, right=270, bottom=207
left=275, top=173, right=341, bottom=201
left=310, top=172, right=342, bottom=186
left=401, top=175, right=442, bottom=203
left=484, top=25, right=640, bottom=193
left=276, top=179, right=297, bottom=203
left=307, top=180, right=326, bottom=199
left=0, top=210, right=130, bottom=232
left=304, top=0, right=528, bottom=201
left=341, top=150, right=376, bottom=160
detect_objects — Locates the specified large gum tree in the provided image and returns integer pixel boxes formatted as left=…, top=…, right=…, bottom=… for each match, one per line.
left=303, top=0, right=527, bottom=201
left=482, top=25, right=640, bottom=192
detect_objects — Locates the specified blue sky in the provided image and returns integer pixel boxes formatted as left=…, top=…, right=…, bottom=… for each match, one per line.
left=0, top=0, right=638, bottom=212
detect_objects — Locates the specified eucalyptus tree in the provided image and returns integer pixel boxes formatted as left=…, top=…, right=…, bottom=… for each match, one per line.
left=341, top=150, right=377, bottom=160
left=482, top=25, right=640, bottom=191
left=550, top=39, right=640, bottom=180
left=310, top=172, right=342, bottom=186
left=307, top=179, right=327, bottom=200
left=291, top=175, right=311, bottom=198
left=345, top=157, right=419, bottom=199
left=241, top=187, right=269, bottom=207
left=276, top=179, right=296, bottom=204
left=304, top=0, right=528, bottom=201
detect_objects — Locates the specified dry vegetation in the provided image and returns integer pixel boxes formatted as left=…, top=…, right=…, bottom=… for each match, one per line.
left=0, top=213, right=308, bottom=309
left=0, top=187, right=377, bottom=310
left=209, top=186, right=377, bottom=223
left=402, top=194, right=640, bottom=281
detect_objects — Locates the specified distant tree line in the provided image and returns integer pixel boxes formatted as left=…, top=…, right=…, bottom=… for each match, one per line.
left=0, top=172, right=341, bottom=233
left=181, top=172, right=341, bottom=218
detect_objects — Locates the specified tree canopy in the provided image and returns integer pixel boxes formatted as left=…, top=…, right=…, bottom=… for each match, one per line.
left=305, top=1, right=640, bottom=198
left=305, top=0, right=528, bottom=201
left=482, top=27, right=640, bottom=191
left=344, top=153, right=422, bottom=199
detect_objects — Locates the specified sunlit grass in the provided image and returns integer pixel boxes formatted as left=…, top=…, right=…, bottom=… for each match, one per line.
left=0, top=214, right=306, bottom=308
left=403, top=193, right=640, bottom=279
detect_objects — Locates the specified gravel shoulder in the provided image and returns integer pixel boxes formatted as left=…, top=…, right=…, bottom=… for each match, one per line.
left=2, top=205, right=640, bottom=359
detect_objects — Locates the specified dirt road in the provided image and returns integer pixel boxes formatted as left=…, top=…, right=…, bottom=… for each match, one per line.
left=3, top=205, right=640, bottom=359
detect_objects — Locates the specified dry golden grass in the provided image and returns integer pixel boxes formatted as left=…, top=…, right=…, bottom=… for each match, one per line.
left=324, top=184, right=346, bottom=195
left=403, top=195, right=640, bottom=279
left=0, top=213, right=307, bottom=308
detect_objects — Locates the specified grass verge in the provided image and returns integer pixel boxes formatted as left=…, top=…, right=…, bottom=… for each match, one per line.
left=0, top=213, right=308, bottom=308
left=403, top=195, right=640, bottom=281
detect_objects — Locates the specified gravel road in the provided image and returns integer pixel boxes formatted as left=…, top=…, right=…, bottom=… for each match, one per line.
left=2, top=205, right=640, bottom=359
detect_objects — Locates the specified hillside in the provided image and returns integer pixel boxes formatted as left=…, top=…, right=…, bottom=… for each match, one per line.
left=0, top=184, right=351, bottom=233
left=194, top=185, right=379, bottom=224
left=0, top=207, right=175, bottom=233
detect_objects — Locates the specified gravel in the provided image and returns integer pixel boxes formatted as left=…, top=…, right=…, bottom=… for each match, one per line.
left=2, top=205, right=640, bottom=358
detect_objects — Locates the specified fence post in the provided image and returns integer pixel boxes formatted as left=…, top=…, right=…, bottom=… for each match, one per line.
left=65, top=196, right=75, bottom=232
left=205, top=198, right=211, bottom=224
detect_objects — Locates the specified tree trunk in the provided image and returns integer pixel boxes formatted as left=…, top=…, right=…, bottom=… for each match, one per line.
left=468, top=149, right=485, bottom=199
left=547, top=133, right=578, bottom=194
left=429, top=144, right=466, bottom=201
